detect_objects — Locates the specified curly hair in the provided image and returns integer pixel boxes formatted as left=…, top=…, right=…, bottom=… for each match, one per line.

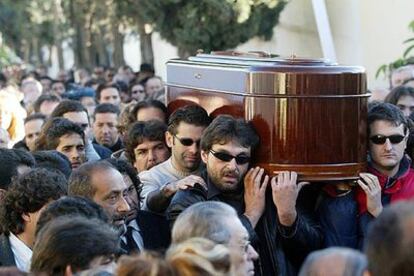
left=35, top=117, right=85, bottom=151
left=125, top=120, right=168, bottom=163
left=0, top=168, right=67, bottom=234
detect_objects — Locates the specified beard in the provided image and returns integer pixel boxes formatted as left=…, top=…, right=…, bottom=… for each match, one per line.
left=208, top=166, right=243, bottom=193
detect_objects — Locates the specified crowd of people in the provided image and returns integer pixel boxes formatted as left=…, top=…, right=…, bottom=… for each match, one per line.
left=1, top=62, right=414, bottom=276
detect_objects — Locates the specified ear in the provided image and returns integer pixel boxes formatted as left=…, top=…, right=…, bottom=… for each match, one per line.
left=22, top=213, right=31, bottom=223
left=201, top=150, right=209, bottom=164
left=165, top=131, right=173, bottom=148
left=64, top=265, right=74, bottom=276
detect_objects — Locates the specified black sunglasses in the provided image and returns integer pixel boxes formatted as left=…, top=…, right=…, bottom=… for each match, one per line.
left=369, top=134, right=405, bottom=145
left=209, top=149, right=250, bottom=165
left=174, top=134, right=201, bottom=147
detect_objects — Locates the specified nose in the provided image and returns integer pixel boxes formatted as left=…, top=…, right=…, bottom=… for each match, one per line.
left=118, top=196, right=131, bottom=213
left=147, top=149, right=156, bottom=162
left=246, top=244, right=259, bottom=261
left=384, top=138, right=393, bottom=151
left=403, top=108, right=411, bottom=117
left=71, top=148, right=80, bottom=160
left=228, top=158, right=238, bottom=170
left=188, top=142, right=198, bottom=154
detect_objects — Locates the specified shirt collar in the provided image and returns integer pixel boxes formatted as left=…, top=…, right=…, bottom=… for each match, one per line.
left=8, top=233, right=32, bottom=272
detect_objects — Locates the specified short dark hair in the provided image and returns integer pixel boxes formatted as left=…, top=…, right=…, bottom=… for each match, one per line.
left=365, top=202, right=414, bottom=276
left=33, top=94, right=60, bottom=113
left=125, top=120, right=168, bottom=163
left=36, top=196, right=109, bottom=236
left=31, top=216, right=119, bottom=275
left=68, top=160, right=115, bottom=199
left=35, top=118, right=85, bottom=151
left=0, top=148, right=35, bottom=190
left=50, top=99, right=88, bottom=118
left=24, top=113, right=47, bottom=125
left=200, top=115, right=259, bottom=152
left=106, top=158, right=142, bottom=202
left=385, top=85, right=414, bottom=105
left=0, top=168, right=67, bottom=234
left=368, top=102, right=409, bottom=135
left=168, top=105, right=211, bottom=135
left=94, top=103, right=120, bottom=119
left=130, top=99, right=168, bottom=123
left=33, top=150, right=72, bottom=179
left=96, top=83, right=120, bottom=102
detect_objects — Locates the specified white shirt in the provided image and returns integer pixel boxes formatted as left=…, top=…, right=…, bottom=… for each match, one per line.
left=8, top=233, right=32, bottom=272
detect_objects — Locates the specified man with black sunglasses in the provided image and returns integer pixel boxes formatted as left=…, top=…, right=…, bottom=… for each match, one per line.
left=139, top=105, right=212, bottom=213
left=355, top=102, right=414, bottom=243
left=167, top=115, right=322, bottom=275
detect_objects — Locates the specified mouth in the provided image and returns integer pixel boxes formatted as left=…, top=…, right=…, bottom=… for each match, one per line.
left=71, top=162, right=81, bottom=168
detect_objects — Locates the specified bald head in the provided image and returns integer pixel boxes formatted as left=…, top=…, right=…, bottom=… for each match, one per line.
left=299, top=247, right=367, bottom=276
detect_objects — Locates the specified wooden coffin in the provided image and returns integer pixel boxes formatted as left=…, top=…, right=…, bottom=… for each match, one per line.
left=166, top=52, right=369, bottom=181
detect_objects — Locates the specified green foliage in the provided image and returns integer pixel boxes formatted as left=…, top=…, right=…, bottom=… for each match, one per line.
left=376, top=20, right=414, bottom=79
left=138, top=0, right=288, bottom=56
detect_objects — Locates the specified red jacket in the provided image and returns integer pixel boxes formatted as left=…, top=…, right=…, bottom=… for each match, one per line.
left=356, top=156, right=414, bottom=214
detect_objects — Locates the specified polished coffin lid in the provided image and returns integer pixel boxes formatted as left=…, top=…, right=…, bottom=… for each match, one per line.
left=167, top=53, right=367, bottom=97
left=166, top=52, right=369, bottom=180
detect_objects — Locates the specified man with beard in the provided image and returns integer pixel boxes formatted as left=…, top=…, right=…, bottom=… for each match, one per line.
left=167, top=115, right=322, bottom=275
left=68, top=161, right=130, bottom=236
left=93, top=103, right=123, bottom=153
left=139, top=105, right=211, bottom=213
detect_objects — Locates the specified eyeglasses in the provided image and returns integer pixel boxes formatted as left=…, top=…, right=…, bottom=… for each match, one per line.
left=173, top=134, right=201, bottom=147
left=369, top=134, right=405, bottom=145
left=209, top=149, right=250, bottom=165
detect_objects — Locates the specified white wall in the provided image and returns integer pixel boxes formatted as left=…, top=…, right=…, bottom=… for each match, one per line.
left=104, top=0, right=414, bottom=91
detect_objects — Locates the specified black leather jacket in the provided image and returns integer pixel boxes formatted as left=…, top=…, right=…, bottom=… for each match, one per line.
left=167, top=172, right=323, bottom=275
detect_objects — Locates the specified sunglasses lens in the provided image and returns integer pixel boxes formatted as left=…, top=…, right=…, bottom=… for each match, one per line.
left=370, top=135, right=405, bottom=144
left=235, top=156, right=250, bottom=165
left=214, top=152, right=233, bottom=162
left=180, top=138, right=194, bottom=146
left=370, top=135, right=386, bottom=144
left=211, top=151, right=250, bottom=165
left=389, top=135, right=405, bottom=144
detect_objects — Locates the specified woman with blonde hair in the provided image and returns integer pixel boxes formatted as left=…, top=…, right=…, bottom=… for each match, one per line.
left=0, top=91, right=25, bottom=146
left=117, top=238, right=234, bottom=276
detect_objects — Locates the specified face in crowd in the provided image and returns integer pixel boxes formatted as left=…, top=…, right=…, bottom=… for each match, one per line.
left=24, top=119, right=44, bottom=151
left=396, top=95, right=414, bottom=117
left=99, top=87, right=121, bottom=106
left=369, top=120, right=407, bottom=174
left=166, top=122, right=206, bottom=172
left=130, top=84, right=146, bottom=102
left=201, top=139, right=251, bottom=192
left=134, top=138, right=170, bottom=172
left=91, top=167, right=130, bottom=231
left=226, top=215, right=258, bottom=276
left=56, top=133, right=86, bottom=169
left=145, top=77, right=163, bottom=96
left=93, top=112, right=119, bottom=148
left=63, top=111, right=92, bottom=141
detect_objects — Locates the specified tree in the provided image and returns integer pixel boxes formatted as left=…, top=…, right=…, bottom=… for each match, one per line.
left=138, top=0, right=288, bottom=57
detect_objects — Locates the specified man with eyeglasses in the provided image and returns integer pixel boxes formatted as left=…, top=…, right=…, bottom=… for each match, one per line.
left=166, top=115, right=323, bottom=275
left=355, top=102, right=414, bottom=242
left=139, top=105, right=211, bottom=213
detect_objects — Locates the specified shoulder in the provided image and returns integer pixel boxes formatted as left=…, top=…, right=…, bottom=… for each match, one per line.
left=92, top=143, right=112, bottom=158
